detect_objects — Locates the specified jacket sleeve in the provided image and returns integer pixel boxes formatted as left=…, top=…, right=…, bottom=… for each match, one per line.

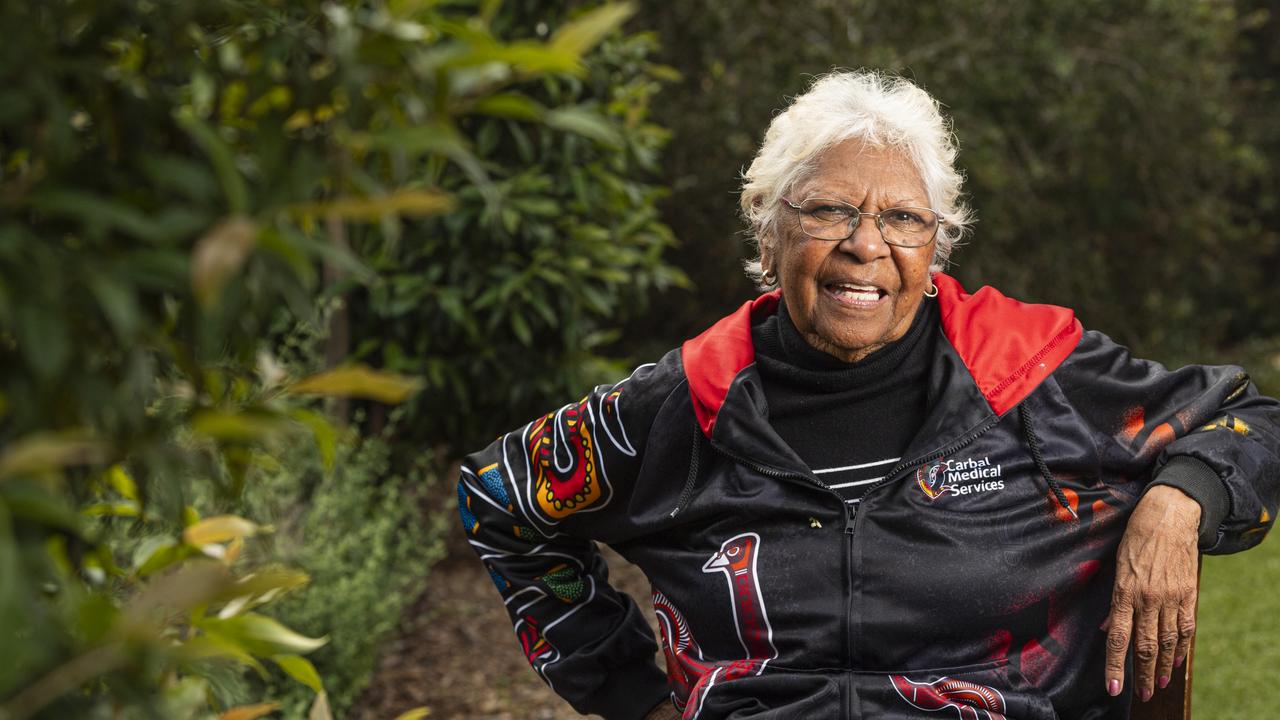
left=1054, top=329, right=1280, bottom=554
left=456, top=354, right=684, bottom=719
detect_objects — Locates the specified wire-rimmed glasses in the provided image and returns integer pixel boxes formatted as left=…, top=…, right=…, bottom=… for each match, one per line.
left=781, top=196, right=941, bottom=248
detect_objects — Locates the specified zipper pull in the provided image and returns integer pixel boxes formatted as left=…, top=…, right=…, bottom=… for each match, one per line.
left=844, top=503, right=857, bottom=534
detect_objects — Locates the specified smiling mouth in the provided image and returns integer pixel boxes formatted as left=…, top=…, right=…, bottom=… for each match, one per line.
left=825, top=282, right=887, bottom=306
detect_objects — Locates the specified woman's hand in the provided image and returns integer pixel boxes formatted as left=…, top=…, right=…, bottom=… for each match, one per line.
left=1105, top=484, right=1201, bottom=702
left=643, top=700, right=682, bottom=720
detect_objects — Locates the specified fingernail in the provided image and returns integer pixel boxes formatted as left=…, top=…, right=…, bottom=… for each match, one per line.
left=1159, top=675, right=1170, bottom=689
left=1174, top=655, right=1185, bottom=668
left=1140, top=688, right=1153, bottom=702
left=1108, top=679, right=1121, bottom=696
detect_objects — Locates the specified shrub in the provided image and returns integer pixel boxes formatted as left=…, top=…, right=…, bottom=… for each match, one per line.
left=241, top=430, right=447, bottom=717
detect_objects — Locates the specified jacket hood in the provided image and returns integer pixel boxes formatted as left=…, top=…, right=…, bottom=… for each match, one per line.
left=681, top=272, right=1083, bottom=436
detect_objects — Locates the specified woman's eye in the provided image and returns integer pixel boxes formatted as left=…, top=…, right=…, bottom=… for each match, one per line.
left=807, top=205, right=851, bottom=221
left=887, top=210, right=924, bottom=226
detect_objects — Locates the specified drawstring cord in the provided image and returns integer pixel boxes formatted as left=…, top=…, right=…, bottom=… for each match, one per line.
left=1019, top=402, right=1078, bottom=519
left=669, top=423, right=703, bottom=518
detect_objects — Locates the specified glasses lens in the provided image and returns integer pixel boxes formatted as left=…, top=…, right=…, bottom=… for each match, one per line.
left=798, top=199, right=856, bottom=240
left=880, top=207, right=938, bottom=247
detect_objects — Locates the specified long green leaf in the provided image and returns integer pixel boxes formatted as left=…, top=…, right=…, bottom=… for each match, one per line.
left=198, top=612, right=328, bottom=656
left=176, top=111, right=249, bottom=214
left=287, top=364, right=424, bottom=403
left=545, top=107, right=621, bottom=146
left=272, top=654, right=323, bottom=693
left=550, top=2, right=635, bottom=57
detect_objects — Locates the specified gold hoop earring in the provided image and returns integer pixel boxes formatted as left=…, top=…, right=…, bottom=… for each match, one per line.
left=762, top=269, right=777, bottom=286
left=923, top=283, right=938, bottom=298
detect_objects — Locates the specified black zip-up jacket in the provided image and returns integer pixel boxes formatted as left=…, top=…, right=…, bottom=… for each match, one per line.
left=457, top=273, right=1280, bottom=719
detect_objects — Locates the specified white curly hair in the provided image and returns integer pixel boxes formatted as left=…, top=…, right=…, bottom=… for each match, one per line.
left=740, top=70, right=974, bottom=288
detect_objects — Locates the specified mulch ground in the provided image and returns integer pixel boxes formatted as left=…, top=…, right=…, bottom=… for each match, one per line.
left=351, top=515, right=663, bottom=720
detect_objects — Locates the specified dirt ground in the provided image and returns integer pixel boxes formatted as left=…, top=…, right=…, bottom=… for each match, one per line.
left=352, top=518, right=663, bottom=720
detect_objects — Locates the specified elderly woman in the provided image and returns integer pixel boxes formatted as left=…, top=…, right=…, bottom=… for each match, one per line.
left=457, top=71, right=1280, bottom=719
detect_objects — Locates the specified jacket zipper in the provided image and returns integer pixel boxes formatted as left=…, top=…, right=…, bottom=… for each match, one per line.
left=709, top=412, right=1000, bottom=717
left=839, top=413, right=1000, bottom=674
left=705, top=439, right=857, bottom=674
left=850, top=414, right=1001, bottom=523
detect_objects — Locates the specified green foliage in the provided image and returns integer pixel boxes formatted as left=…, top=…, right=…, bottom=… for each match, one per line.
left=1196, top=533, right=1280, bottom=715
left=239, top=431, right=447, bottom=717
left=346, top=2, right=687, bottom=453
left=0, top=0, right=654, bottom=715
left=633, top=0, right=1280, bottom=361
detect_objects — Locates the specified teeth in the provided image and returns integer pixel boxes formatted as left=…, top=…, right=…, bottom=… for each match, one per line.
left=830, top=283, right=880, bottom=302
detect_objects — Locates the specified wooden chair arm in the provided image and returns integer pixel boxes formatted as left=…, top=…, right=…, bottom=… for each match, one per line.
left=1129, top=556, right=1201, bottom=720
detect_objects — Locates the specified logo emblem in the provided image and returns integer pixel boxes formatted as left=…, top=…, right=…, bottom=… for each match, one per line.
left=917, top=458, right=947, bottom=501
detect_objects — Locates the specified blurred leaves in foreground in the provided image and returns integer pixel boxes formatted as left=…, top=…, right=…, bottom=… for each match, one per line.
left=0, top=0, right=670, bottom=716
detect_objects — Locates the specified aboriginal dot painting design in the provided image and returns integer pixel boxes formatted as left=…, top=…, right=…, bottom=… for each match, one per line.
left=457, top=482, right=479, bottom=535
left=525, top=397, right=604, bottom=521
left=519, top=377, right=638, bottom=526
left=540, top=563, right=586, bottom=603
left=477, top=462, right=514, bottom=510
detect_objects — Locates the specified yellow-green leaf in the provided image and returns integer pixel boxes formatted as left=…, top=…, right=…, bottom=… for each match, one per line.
left=133, top=537, right=192, bottom=577
left=81, top=501, right=140, bottom=518
left=215, top=567, right=311, bottom=615
left=183, top=515, right=258, bottom=546
left=287, top=364, right=424, bottom=403
left=0, top=431, right=109, bottom=480
left=273, top=654, right=323, bottom=693
left=106, top=465, right=139, bottom=500
left=392, top=709, right=431, bottom=720
left=218, top=702, right=280, bottom=720
left=288, top=189, right=455, bottom=223
left=288, top=408, right=337, bottom=471
left=550, top=2, right=635, bottom=58
left=190, top=409, right=292, bottom=441
left=470, top=93, right=545, bottom=121
left=192, top=216, right=257, bottom=309
left=181, top=634, right=267, bottom=675
left=199, top=612, right=328, bottom=656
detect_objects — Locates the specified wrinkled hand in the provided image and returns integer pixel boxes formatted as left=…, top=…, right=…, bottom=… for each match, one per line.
left=643, top=700, right=682, bottom=720
left=1105, top=484, right=1201, bottom=702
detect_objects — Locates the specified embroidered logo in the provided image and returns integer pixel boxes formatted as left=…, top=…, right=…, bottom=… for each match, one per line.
left=917, top=458, right=948, bottom=500
left=916, top=456, right=1006, bottom=502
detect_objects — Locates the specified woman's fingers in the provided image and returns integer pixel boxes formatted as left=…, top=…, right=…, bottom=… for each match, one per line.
left=1174, top=591, right=1197, bottom=671
left=1154, top=601, right=1180, bottom=691
left=1130, top=594, right=1162, bottom=701
left=1106, top=485, right=1202, bottom=701
left=1104, top=587, right=1133, bottom=697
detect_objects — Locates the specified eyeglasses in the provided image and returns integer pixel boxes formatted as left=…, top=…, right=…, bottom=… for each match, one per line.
left=780, top=196, right=941, bottom=248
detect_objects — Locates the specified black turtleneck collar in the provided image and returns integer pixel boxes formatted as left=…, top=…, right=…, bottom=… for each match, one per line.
left=749, top=295, right=939, bottom=502
left=753, top=296, right=940, bottom=396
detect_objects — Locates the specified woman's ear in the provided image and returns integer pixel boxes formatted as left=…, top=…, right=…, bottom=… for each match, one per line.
left=759, top=235, right=775, bottom=274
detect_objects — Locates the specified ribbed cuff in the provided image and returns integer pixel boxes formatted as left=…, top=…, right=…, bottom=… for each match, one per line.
left=582, top=657, right=670, bottom=720
left=1149, top=455, right=1229, bottom=549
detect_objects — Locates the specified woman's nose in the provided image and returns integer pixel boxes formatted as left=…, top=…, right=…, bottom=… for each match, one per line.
left=838, top=215, right=891, bottom=262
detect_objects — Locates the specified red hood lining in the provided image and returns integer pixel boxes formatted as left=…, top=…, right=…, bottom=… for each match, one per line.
left=680, top=273, right=1082, bottom=436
